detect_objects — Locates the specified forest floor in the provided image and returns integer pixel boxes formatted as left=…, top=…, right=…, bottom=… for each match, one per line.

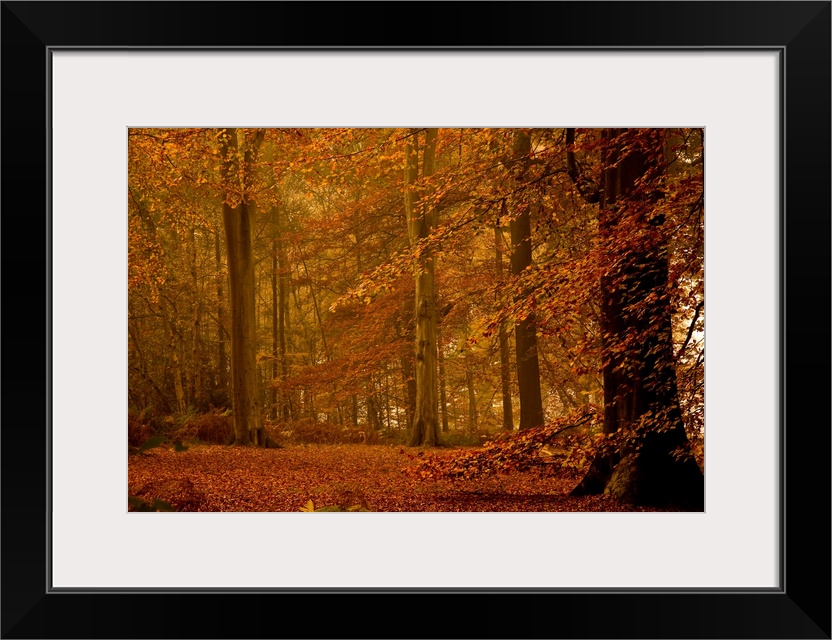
left=128, top=444, right=663, bottom=512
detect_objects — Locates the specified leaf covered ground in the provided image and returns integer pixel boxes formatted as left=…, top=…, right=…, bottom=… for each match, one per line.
left=128, top=444, right=661, bottom=512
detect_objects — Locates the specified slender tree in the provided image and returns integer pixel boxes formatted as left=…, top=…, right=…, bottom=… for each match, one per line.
left=437, top=323, right=450, bottom=433
left=495, top=219, right=514, bottom=431
left=214, top=226, right=228, bottom=397
left=509, top=130, right=545, bottom=431
left=405, top=128, right=441, bottom=446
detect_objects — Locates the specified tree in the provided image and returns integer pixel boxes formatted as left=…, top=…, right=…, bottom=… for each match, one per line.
left=508, top=130, right=545, bottom=431
left=127, top=126, right=704, bottom=507
left=404, top=128, right=441, bottom=446
left=220, top=128, right=268, bottom=446
left=494, top=221, right=514, bottom=431
left=570, top=128, right=704, bottom=508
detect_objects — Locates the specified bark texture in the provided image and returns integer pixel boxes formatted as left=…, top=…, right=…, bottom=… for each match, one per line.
left=277, top=216, right=291, bottom=420
left=495, top=222, right=514, bottom=431
left=437, top=325, right=450, bottom=433
left=271, top=229, right=279, bottom=420
left=405, top=128, right=441, bottom=447
left=466, top=367, right=477, bottom=433
left=570, top=129, right=703, bottom=509
left=221, top=128, right=267, bottom=446
left=215, top=228, right=228, bottom=396
left=509, top=131, right=545, bottom=431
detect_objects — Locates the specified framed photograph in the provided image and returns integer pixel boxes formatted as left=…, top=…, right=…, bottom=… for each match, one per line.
left=3, top=2, right=828, bottom=638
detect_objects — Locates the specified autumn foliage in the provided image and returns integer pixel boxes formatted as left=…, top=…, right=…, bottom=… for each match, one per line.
left=128, top=443, right=661, bottom=512
left=128, top=127, right=704, bottom=510
left=405, top=406, right=601, bottom=480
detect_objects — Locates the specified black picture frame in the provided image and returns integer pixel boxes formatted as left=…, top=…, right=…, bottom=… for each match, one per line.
left=2, top=2, right=829, bottom=638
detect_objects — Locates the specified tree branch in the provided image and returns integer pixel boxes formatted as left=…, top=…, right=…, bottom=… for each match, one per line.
left=565, top=128, right=601, bottom=203
left=676, top=300, right=704, bottom=359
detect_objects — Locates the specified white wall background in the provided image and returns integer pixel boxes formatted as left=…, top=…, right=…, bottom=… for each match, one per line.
left=51, top=51, right=779, bottom=588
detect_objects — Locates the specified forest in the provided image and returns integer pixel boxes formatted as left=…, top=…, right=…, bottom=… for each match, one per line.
left=127, top=127, right=704, bottom=512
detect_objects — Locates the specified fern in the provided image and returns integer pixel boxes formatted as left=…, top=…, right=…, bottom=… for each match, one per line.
left=136, top=435, right=167, bottom=454
left=128, top=495, right=174, bottom=512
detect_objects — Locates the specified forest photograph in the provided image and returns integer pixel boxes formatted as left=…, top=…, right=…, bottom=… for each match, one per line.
left=127, top=127, right=704, bottom=513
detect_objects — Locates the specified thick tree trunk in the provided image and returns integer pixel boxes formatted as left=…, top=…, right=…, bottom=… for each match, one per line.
left=405, top=128, right=441, bottom=447
left=571, top=129, right=703, bottom=509
left=221, top=128, right=266, bottom=446
left=509, top=131, right=545, bottom=431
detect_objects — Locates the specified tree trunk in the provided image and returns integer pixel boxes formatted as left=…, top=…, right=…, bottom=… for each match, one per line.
left=405, top=128, right=441, bottom=447
left=509, top=131, right=545, bottom=431
left=215, top=228, right=228, bottom=398
left=270, top=203, right=292, bottom=421
left=298, top=249, right=341, bottom=421
left=271, top=231, right=279, bottom=420
left=221, top=128, right=266, bottom=446
left=187, top=225, right=203, bottom=407
left=383, top=364, right=393, bottom=432
left=495, top=222, right=514, bottom=431
left=399, top=354, right=417, bottom=430
left=394, top=296, right=417, bottom=428
left=129, top=193, right=185, bottom=414
left=278, top=222, right=292, bottom=420
left=437, top=325, right=450, bottom=433
left=366, top=387, right=380, bottom=433
left=571, top=128, right=704, bottom=509
left=466, top=367, right=477, bottom=434
left=129, top=322, right=173, bottom=414
left=160, top=296, right=186, bottom=414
